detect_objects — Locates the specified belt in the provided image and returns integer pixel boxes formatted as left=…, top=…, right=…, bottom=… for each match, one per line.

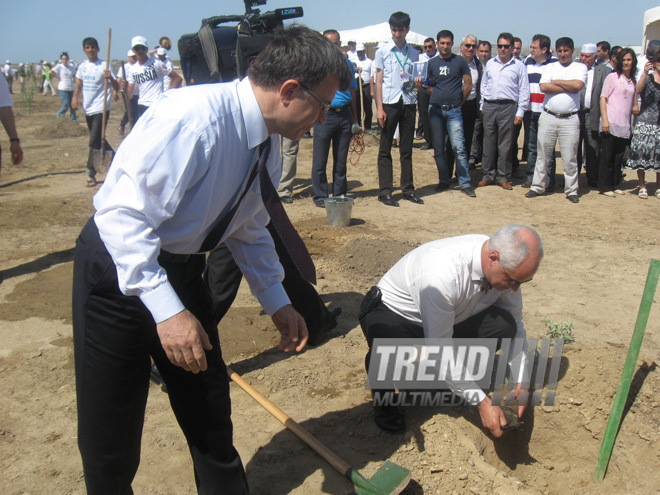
left=543, top=108, right=578, bottom=118
left=485, top=99, right=515, bottom=105
left=431, top=102, right=461, bottom=110
left=158, top=250, right=192, bottom=264
left=329, top=105, right=349, bottom=113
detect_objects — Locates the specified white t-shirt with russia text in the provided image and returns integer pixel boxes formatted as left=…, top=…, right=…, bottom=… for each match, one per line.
left=129, top=57, right=171, bottom=107
left=540, top=61, right=587, bottom=113
left=75, top=59, right=116, bottom=115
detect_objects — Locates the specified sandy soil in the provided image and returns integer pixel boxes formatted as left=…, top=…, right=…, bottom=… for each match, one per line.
left=1, top=92, right=659, bottom=495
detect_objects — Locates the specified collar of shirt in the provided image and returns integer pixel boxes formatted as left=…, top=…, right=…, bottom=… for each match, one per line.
left=494, top=55, right=517, bottom=68
left=470, top=240, right=486, bottom=286
left=237, top=77, right=269, bottom=150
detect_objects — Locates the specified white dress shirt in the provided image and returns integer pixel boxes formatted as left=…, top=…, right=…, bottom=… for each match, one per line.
left=93, top=77, right=289, bottom=323
left=378, top=234, right=529, bottom=402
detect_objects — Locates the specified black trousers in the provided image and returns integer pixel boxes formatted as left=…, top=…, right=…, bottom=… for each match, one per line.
left=85, top=112, right=114, bottom=177
left=578, top=111, right=600, bottom=186
left=598, top=132, right=629, bottom=192
left=417, top=87, right=432, bottom=145
left=377, top=100, right=416, bottom=198
left=360, top=300, right=517, bottom=378
left=72, top=218, right=248, bottom=495
left=204, top=223, right=332, bottom=344
left=120, top=95, right=139, bottom=129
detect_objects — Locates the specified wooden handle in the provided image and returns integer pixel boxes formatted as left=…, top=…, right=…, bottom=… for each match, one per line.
left=101, top=28, right=111, bottom=146
left=227, top=366, right=352, bottom=476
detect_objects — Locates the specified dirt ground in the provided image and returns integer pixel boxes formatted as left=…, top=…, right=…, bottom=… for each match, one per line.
left=1, top=92, right=659, bottom=495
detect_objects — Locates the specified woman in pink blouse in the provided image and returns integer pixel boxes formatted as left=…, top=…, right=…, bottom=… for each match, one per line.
left=598, top=48, right=639, bottom=197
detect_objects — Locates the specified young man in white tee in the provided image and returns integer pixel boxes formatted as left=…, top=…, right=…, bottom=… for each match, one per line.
left=72, top=36, right=120, bottom=187
left=127, top=36, right=182, bottom=121
left=526, top=37, right=587, bottom=203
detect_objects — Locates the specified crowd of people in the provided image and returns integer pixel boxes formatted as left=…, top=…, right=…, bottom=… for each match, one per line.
left=338, top=19, right=660, bottom=203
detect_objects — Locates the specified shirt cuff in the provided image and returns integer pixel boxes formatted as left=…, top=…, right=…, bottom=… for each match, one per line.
left=461, top=388, right=487, bottom=405
left=255, top=283, right=290, bottom=316
left=139, top=282, right=186, bottom=324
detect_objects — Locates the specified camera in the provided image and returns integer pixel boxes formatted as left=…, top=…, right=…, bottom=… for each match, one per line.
left=178, top=0, right=303, bottom=85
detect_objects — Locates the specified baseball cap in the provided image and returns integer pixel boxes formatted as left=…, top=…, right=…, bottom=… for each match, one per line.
left=356, top=43, right=366, bottom=51
left=156, top=47, right=166, bottom=55
left=131, top=36, right=148, bottom=49
left=127, top=49, right=136, bottom=57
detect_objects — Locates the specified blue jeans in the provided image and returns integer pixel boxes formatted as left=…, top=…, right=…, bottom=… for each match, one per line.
left=429, top=105, right=471, bottom=188
left=524, top=111, right=555, bottom=184
left=57, top=90, right=77, bottom=121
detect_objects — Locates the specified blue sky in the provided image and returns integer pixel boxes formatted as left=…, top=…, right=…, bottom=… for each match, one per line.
left=1, top=0, right=657, bottom=64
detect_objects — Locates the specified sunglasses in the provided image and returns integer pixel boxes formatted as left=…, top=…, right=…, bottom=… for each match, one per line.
left=299, top=82, right=331, bottom=113
left=424, top=45, right=435, bottom=49
left=498, top=44, right=511, bottom=49
left=133, top=45, right=147, bottom=51
left=463, top=44, right=477, bottom=49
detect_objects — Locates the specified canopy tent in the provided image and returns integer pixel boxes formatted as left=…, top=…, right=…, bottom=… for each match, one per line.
left=643, top=6, right=660, bottom=50
left=338, top=22, right=431, bottom=47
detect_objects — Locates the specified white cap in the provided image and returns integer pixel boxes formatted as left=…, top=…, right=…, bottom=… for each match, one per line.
left=131, top=36, right=148, bottom=49
left=356, top=43, right=366, bottom=51
left=156, top=47, right=166, bottom=55
left=581, top=43, right=597, bottom=54
left=5, top=60, right=9, bottom=64
left=127, top=49, right=136, bottom=57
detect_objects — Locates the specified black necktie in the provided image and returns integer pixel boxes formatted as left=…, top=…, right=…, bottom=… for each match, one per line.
left=258, top=137, right=317, bottom=284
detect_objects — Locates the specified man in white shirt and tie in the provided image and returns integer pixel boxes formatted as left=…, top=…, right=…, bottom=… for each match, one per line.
left=71, top=26, right=352, bottom=495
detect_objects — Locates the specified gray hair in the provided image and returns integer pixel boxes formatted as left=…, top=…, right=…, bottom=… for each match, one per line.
left=488, top=225, right=544, bottom=270
left=463, top=34, right=478, bottom=45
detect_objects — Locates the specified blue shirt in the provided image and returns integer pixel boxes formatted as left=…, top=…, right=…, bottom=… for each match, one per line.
left=331, top=58, right=358, bottom=107
left=480, top=56, right=530, bottom=117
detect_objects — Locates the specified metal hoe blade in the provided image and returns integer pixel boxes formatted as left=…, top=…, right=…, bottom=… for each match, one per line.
left=347, top=461, right=411, bottom=495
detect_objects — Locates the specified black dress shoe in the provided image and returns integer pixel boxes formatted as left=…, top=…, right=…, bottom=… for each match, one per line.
left=434, top=182, right=451, bottom=192
left=567, top=194, right=579, bottom=203
left=314, top=198, right=326, bottom=208
left=402, top=192, right=424, bottom=204
left=419, top=142, right=432, bottom=150
left=374, top=405, right=406, bottom=434
left=280, top=196, right=293, bottom=204
left=379, top=194, right=399, bottom=207
left=307, top=307, right=342, bottom=346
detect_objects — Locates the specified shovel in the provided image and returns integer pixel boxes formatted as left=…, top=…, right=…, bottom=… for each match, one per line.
left=227, top=367, right=411, bottom=495
left=93, top=28, right=113, bottom=175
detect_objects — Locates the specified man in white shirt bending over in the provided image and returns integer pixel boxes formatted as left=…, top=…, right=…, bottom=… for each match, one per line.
left=359, top=225, right=543, bottom=437
left=71, top=26, right=352, bottom=495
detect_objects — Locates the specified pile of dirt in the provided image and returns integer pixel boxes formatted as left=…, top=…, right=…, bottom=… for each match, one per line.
left=34, top=118, right=88, bottom=139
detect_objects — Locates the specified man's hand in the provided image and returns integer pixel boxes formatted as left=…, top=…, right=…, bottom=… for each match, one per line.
left=477, top=396, right=507, bottom=437
left=157, top=309, right=213, bottom=373
left=377, top=108, right=387, bottom=129
left=514, top=115, right=523, bottom=126
left=506, top=382, right=529, bottom=418
left=271, top=304, right=308, bottom=352
left=10, top=141, right=23, bottom=165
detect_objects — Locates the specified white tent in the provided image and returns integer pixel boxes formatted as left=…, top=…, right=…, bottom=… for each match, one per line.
left=643, top=6, right=660, bottom=50
left=338, top=22, right=431, bottom=47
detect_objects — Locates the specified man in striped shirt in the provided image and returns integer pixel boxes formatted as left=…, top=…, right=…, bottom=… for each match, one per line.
left=523, top=34, right=557, bottom=188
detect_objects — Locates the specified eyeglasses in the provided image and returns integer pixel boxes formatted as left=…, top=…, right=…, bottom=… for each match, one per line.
left=463, top=44, right=477, bottom=49
left=424, top=45, right=435, bottom=50
left=529, top=45, right=538, bottom=51
left=299, top=82, right=331, bottom=113
left=497, top=44, right=511, bottom=49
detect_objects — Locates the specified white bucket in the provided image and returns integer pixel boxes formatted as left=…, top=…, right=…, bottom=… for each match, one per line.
left=324, top=196, right=354, bottom=227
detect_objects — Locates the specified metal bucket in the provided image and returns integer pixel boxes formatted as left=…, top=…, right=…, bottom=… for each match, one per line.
left=324, top=196, right=354, bottom=227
